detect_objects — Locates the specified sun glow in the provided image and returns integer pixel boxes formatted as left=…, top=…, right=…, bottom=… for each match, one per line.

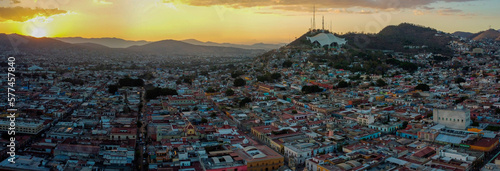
left=31, top=28, right=47, bottom=38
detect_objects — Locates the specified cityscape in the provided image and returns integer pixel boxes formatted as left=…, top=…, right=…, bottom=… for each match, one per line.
left=1, top=0, right=500, bottom=171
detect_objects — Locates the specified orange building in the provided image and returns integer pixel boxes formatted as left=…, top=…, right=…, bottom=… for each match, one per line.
left=468, top=137, right=499, bottom=152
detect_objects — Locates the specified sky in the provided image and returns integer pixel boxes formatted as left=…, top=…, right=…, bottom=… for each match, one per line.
left=0, top=0, right=499, bottom=44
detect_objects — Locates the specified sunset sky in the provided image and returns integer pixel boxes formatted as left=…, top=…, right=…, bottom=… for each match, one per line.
left=0, top=0, right=499, bottom=44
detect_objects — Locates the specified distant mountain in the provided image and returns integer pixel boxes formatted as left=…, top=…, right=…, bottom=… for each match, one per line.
left=1, top=34, right=265, bottom=57
left=180, top=39, right=285, bottom=50
left=55, top=37, right=150, bottom=48
left=470, top=29, right=500, bottom=41
left=452, top=31, right=474, bottom=38
left=342, top=23, right=453, bottom=55
left=126, top=39, right=265, bottom=56
left=74, top=42, right=111, bottom=49
left=0, top=34, right=91, bottom=50
left=55, top=37, right=284, bottom=50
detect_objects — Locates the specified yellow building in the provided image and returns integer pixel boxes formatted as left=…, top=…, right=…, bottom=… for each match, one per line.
left=235, top=145, right=284, bottom=171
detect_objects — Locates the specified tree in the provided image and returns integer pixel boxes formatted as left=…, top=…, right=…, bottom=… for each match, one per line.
left=292, top=110, right=298, bottom=114
left=145, top=87, right=178, bottom=100
left=283, top=60, right=293, bottom=68
left=271, top=73, right=281, bottom=80
left=231, top=71, right=244, bottom=78
left=108, top=84, right=119, bottom=94
left=137, top=121, right=142, bottom=128
left=201, top=118, right=208, bottom=124
left=414, top=84, right=430, bottom=91
left=301, top=85, right=323, bottom=94
left=119, top=77, right=144, bottom=87
left=455, top=77, right=466, bottom=84
left=337, top=80, right=349, bottom=88
left=234, top=78, right=246, bottom=87
left=376, top=79, right=388, bottom=87
left=225, top=88, right=234, bottom=96
left=210, top=112, right=217, bottom=118
left=239, top=97, right=252, bottom=107
left=402, top=121, right=408, bottom=129
left=206, top=87, right=217, bottom=93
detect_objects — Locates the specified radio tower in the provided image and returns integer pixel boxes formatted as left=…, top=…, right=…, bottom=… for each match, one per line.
left=322, top=15, right=325, bottom=31
left=313, top=5, right=316, bottom=30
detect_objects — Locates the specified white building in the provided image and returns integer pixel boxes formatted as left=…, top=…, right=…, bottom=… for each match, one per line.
left=306, top=33, right=347, bottom=48
left=433, top=107, right=471, bottom=130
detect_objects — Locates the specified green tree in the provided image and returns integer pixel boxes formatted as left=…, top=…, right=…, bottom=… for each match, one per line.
left=108, top=84, right=119, bottom=94
left=455, top=77, right=466, bottom=84
left=239, top=97, right=252, bottom=107
left=402, top=121, right=408, bottom=129
left=206, top=87, right=217, bottom=93
left=376, top=79, right=388, bottom=87
left=283, top=60, right=293, bottom=68
left=415, top=84, right=430, bottom=91
left=234, top=78, right=246, bottom=87
left=301, top=85, right=323, bottom=94
left=225, top=88, right=235, bottom=96
left=338, top=80, right=349, bottom=88
left=201, top=118, right=208, bottom=123
left=271, top=73, right=281, bottom=80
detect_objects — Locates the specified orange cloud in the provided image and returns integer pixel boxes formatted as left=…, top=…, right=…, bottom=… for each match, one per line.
left=0, top=7, right=66, bottom=22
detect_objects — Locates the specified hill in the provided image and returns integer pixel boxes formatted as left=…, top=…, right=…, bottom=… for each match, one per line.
left=470, top=29, right=500, bottom=41
left=452, top=31, right=474, bottom=38
left=342, top=23, right=453, bottom=55
left=126, top=39, right=264, bottom=57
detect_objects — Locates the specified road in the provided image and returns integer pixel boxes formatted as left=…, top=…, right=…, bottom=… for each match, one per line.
left=135, top=87, right=148, bottom=171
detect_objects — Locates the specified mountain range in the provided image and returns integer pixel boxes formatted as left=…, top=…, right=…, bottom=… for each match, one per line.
left=55, top=37, right=285, bottom=50
left=126, top=39, right=264, bottom=56
left=0, top=34, right=266, bottom=57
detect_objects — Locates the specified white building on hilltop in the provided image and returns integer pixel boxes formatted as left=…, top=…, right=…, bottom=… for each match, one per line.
left=307, top=33, right=347, bottom=48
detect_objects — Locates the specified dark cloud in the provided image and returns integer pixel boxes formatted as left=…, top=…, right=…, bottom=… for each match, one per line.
left=177, top=0, right=477, bottom=11
left=262, top=5, right=376, bottom=14
left=11, top=0, right=20, bottom=4
left=0, top=7, right=66, bottom=22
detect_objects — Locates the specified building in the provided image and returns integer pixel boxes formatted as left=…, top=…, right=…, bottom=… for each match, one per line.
left=0, top=120, right=45, bottom=135
left=306, top=33, right=347, bottom=48
left=357, top=114, right=375, bottom=125
left=110, top=127, right=137, bottom=140
left=234, top=145, right=284, bottom=171
left=200, top=154, right=247, bottom=171
left=433, top=107, right=471, bottom=130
